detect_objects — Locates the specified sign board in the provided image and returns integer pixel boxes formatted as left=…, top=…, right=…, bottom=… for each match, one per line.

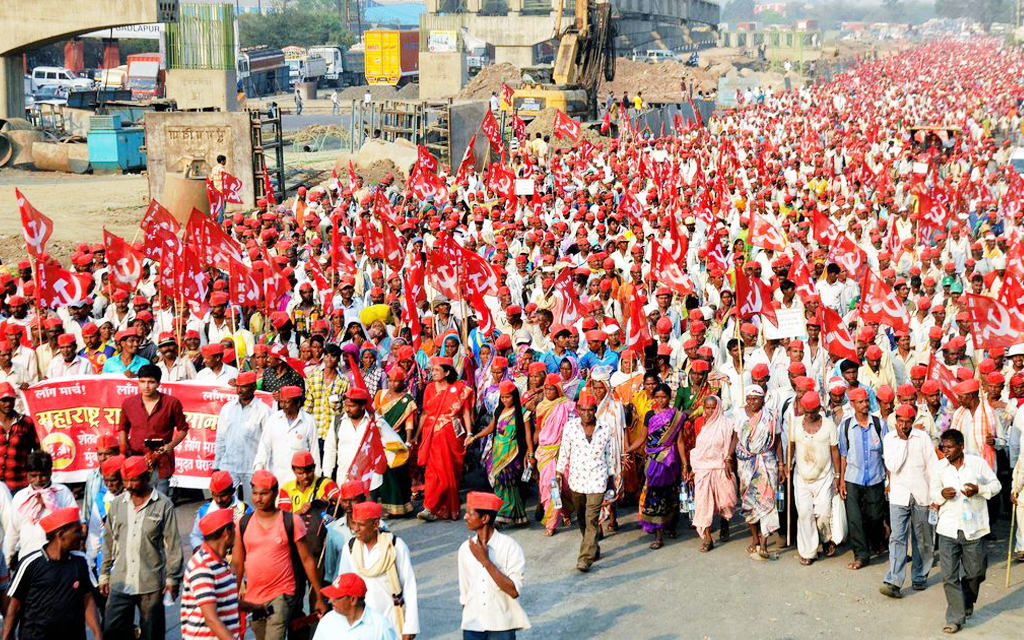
left=762, top=307, right=807, bottom=340
left=81, top=24, right=165, bottom=40
left=515, top=178, right=534, bottom=195
left=428, top=30, right=458, bottom=53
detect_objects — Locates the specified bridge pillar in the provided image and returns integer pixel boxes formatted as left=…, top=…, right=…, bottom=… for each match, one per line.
left=0, top=56, right=25, bottom=120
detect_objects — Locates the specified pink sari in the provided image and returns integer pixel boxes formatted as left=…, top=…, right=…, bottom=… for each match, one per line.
left=690, top=396, right=738, bottom=535
left=535, top=395, right=574, bottom=531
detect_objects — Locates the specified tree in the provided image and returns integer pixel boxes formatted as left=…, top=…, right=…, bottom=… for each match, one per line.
left=238, top=9, right=356, bottom=49
left=721, top=0, right=756, bottom=23
left=935, top=0, right=1012, bottom=29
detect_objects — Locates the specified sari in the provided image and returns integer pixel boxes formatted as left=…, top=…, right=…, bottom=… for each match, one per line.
left=535, top=394, right=574, bottom=531
left=486, top=408, right=527, bottom=526
left=680, top=381, right=713, bottom=453
left=735, top=407, right=780, bottom=535
left=418, top=380, right=474, bottom=519
left=623, top=389, right=653, bottom=496
left=596, top=392, right=627, bottom=523
left=690, top=396, right=738, bottom=536
left=639, top=408, right=685, bottom=533
left=374, top=389, right=415, bottom=515
left=560, top=357, right=583, bottom=401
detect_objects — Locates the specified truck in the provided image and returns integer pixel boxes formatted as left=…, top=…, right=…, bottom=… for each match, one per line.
left=125, top=53, right=164, bottom=100
left=237, top=47, right=289, bottom=97
left=308, top=45, right=365, bottom=88
left=286, top=55, right=327, bottom=87
left=364, top=30, right=419, bottom=86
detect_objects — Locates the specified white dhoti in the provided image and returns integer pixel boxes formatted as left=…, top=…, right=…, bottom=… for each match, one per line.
left=1015, top=502, right=1024, bottom=553
left=795, top=472, right=834, bottom=560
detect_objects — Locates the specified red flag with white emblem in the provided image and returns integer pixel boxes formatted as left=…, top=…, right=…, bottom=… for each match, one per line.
left=749, top=214, right=787, bottom=252
left=228, top=258, right=263, bottom=307
left=625, top=288, right=653, bottom=353
left=455, top=134, right=477, bottom=186
left=103, top=229, right=145, bottom=293
left=500, top=83, right=515, bottom=108
left=553, top=109, right=582, bottom=142
left=17, top=189, right=53, bottom=259
left=36, top=261, right=92, bottom=308
left=820, top=306, right=858, bottom=362
left=480, top=110, right=504, bottom=156
left=963, top=293, right=1024, bottom=350
left=735, top=268, right=778, bottom=326
left=221, top=172, right=244, bottom=204
left=859, top=269, right=910, bottom=332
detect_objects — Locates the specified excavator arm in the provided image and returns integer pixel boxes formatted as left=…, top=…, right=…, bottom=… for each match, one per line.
left=551, top=0, right=614, bottom=117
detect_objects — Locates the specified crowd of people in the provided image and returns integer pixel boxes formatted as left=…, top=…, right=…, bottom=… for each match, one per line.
left=2, top=37, right=1024, bottom=639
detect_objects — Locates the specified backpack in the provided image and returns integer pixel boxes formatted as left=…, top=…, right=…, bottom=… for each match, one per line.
left=240, top=510, right=307, bottom=595
left=843, top=414, right=883, bottom=453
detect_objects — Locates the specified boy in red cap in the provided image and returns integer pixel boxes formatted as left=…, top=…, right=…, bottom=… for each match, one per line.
left=315, top=573, right=396, bottom=639
left=181, top=508, right=241, bottom=640
left=188, top=470, right=251, bottom=551
left=459, top=492, right=530, bottom=638
left=4, top=507, right=101, bottom=640
left=339, top=502, right=418, bottom=637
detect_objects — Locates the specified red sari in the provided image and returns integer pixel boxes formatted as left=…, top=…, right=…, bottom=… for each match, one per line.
left=418, top=380, right=474, bottom=519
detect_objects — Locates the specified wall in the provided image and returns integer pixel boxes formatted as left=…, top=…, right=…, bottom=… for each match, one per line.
left=419, top=52, right=466, bottom=100
left=164, top=69, right=238, bottom=111
left=144, top=111, right=254, bottom=211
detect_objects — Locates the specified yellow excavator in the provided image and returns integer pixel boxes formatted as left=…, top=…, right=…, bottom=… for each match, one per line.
left=507, top=0, right=616, bottom=122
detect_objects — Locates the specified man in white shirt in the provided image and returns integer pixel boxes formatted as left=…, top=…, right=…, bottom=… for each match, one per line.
left=154, top=333, right=196, bottom=382
left=314, top=572, right=397, bottom=640
left=880, top=404, right=938, bottom=598
left=194, top=343, right=238, bottom=384
left=322, top=388, right=401, bottom=488
left=458, top=491, right=530, bottom=639
left=253, top=385, right=320, bottom=485
left=45, top=333, right=92, bottom=379
left=930, top=429, right=1001, bottom=634
left=4, top=450, right=77, bottom=565
left=339, top=501, right=419, bottom=638
left=555, top=393, right=614, bottom=572
left=214, top=372, right=270, bottom=504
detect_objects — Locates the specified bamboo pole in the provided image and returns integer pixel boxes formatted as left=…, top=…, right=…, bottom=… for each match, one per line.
left=1008, top=504, right=1017, bottom=589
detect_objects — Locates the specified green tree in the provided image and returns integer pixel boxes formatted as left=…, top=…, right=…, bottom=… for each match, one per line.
left=935, top=0, right=1012, bottom=29
left=238, top=9, right=356, bottom=49
left=722, top=0, right=756, bottom=22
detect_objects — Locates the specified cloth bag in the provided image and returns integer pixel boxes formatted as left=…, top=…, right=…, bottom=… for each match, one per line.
left=830, top=494, right=847, bottom=545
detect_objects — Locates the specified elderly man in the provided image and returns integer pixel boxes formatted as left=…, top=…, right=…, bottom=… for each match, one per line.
left=155, top=332, right=196, bottom=382
left=314, top=573, right=397, bottom=640
left=254, top=386, right=319, bottom=485
left=838, top=386, right=889, bottom=570
left=195, top=343, right=238, bottom=384
left=323, top=387, right=400, bottom=487
left=214, top=371, right=269, bottom=502
left=45, top=333, right=92, bottom=379
left=339, top=501, right=419, bottom=639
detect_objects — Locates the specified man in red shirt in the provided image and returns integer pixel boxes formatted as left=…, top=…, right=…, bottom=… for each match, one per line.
left=118, top=365, right=188, bottom=495
left=234, top=470, right=326, bottom=640
left=0, top=381, right=38, bottom=492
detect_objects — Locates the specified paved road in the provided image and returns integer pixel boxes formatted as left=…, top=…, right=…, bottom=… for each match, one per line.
left=161, top=487, right=1024, bottom=640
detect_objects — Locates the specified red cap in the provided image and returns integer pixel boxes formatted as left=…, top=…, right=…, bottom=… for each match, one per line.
left=270, top=311, right=290, bottom=329
left=210, top=292, right=229, bottom=306
left=987, top=371, right=1005, bottom=385
left=57, top=333, right=76, bottom=347
left=910, top=364, right=929, bottom=378
left=209, top=470, right=234, bottom=494
left=347, top=387, right=370, bottom=402
left=876, top=385, right=895, bottom=403
left=96, top=431, right=120, bottom=451
left=751, top=363, right=770, bottom=379
left=576, top=392, right=597, bottom=408
left=788, top=362, right=806, bottom=375
left=251, top=469, right=277, bottom=489
left=466, top=491, right=504, bottom=512
left=865, top=345, right=882, bottom=360
left=201, top=344, right=224, bottom=357
left=235, top=372, right=257, bottom=386
left=0, top=382, right=15, bottom=400
left=800, top=391, right=821, bottom=411
left=897, top=383, right=917, bottom=398
left=291, top=450, right=315, bottom=468
left=39, top=507, right=81, bottom=534
left=350, top=501, right=383, bottom=521
left=498, top=380, right=517, bottom=395
left=847, top=387, right=868, bottom=401
left=544, top=373, right=562, bottom=387
left=279, top=386, right=303, bottom=400
left=921, top=380, right=941, bottom=394
left=101, top=454, right=125, bottom=477
left=340, top=480, right=366, bottom=500
left=322, top=573, right=367, bottom=599
left=690, top=359, right=710, bottom=373
left=198, top=508, right=235, bottom=536
left=122, top=456, right=149, bottom=480
left=894, top=404, right=917, bottom=420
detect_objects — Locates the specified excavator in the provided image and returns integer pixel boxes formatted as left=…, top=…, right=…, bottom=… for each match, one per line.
left=507, top=0, right=616, bottom=122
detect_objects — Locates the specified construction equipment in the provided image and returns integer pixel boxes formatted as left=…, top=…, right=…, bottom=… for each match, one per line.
left=509, top=0, right=615, bottom=121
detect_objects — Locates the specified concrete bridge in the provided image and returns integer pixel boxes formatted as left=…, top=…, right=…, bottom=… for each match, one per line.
left=0, top=0, right=179, bottom=118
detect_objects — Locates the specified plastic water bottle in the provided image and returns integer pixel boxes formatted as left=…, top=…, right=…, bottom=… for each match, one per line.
left=163, top=590, right=175, bottom=608
left=549, top=478, right=562, bottom=510
left=679, top=483, right=690, bottom=513
left=521, top=464, right=533, bottom=482
left=603, top=488, right=616, bottom=503
left=928, top=506, right=938, bottom=526
left=961, top=497, right=974, bottom=524
left=776, top=488, right=785, bottom=513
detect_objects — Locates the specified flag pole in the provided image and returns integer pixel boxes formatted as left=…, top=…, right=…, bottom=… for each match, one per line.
left=1007, top=504, right=1016, bottom=589
left=229, top=309, right=243, bottom=374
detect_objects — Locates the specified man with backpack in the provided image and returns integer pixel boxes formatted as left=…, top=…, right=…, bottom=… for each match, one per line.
left=234, top=469, right=327, bottom=640
left=838, top=387, right=890, bottom=571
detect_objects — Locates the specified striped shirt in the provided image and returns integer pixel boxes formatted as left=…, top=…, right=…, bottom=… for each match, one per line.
left=181, top=544, right=240, bottom=640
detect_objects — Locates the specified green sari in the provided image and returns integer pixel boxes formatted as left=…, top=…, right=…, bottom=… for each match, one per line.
left=486, top=408, right=527, bottom=526
left=375, top=390, right=415, bottom=515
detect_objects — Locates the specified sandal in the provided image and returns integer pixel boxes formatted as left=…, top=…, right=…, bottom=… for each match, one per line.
left=799, top=557, right=815, bottom=566
left=649, top=539, right=664, bottom=550
left=699, top=538, right=714, bottom=553
left=746, top=544, right=758, bottom=554
left=824, top=542, right=838, bottom=557
left=1014, top=551, right=1024, bottom=563
left=848, top=559, right=866, bottom=571
left=543, top=528, right=556, bottom=537
left=942, top=623, right=962, bottom=634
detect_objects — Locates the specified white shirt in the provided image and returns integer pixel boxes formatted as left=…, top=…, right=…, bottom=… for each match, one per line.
left=929, top=453, right=1001, bottom=541
left=458, top=531, right=531, bottom=632
left=882, top=429, right=937, bottom=507
left=312, top=608, right=397, bottom=640
left=45, top=355, right=92, bottom=379
left=215, top=397, right=272, bottom=475
left=4, top=483, right=77, bottom=563
left=555, top=417, right=614, bottom=494
left=194, top=363, right=239, bottom=384
left=339, top=534, right=419, bottom=635
left=156, top=357, right=197, bottom=382
left=253, top=409, right=320, bottom=485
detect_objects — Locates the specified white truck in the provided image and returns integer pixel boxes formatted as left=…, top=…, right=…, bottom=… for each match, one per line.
left=29, top=66, right=93, bottom=93
left=286, top=55, right=328, bottom=87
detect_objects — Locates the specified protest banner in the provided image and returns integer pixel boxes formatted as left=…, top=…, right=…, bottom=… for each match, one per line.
left=23, top=376, right=273, bottom=487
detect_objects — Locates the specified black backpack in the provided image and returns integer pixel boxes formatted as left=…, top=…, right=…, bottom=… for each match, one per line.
left=240, top=510, right=307, bottom=595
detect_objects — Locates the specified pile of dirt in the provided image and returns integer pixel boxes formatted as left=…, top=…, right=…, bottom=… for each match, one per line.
left=524, top=108, right=611, bottom=149
left=334, top=137, right=418, bottom=186
left=338, top=84, right=397, bottom=101
left=598, top=57, right=722, bottom=102
left=456, top=63, right=522, bottom=100
left=396, top=83, right=420, bottom=99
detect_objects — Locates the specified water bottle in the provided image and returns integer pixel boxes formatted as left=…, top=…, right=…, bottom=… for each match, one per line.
left=678, top=483, right=690, bottom=513
left=163, top=590, right=175, bottom=608
left=521, top=463, right=533, bottom=482
left=776, top=488, right=785, bottom=513
left=961, top=496, right=974, bottom=523
left=603, top=488, right=616, bottom=503
left=550, top=478, right=562, bottom=510
left=928, top=506, right=938, bottom=526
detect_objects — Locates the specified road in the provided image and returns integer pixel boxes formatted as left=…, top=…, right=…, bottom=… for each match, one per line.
left=162, top=486, right=1024, bottom=640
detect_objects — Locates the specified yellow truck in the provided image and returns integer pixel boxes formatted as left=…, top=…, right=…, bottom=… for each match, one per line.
left=364, top=30, right=419, bottom=86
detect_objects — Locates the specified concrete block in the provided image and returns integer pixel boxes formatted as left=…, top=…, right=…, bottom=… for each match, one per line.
left=419, top=52, right=466, bottom=100
left=165, top=69, right=239, bottom=112
left=494, top=46, right=534, bottom=67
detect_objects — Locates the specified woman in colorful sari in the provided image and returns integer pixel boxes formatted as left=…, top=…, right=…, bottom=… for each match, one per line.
left=611, top=349, right=644, bottom=409
left=558, top=357, right=583, bottom=401
left=468, top=380, right=531, bottom=527
left=417, top=356, right=474, bottom=521
left=439, top=331, right=468, bottom=377
left=533, top=373, right=575, bottom=535
left=622, top=372, right=659, bottom=499
left=589, top=367, right=627, bottom=532
left=373, top=365, right=415, bottom=516
left=631, top=383, right=686, bottom=550
left=732, top=385, right=783, bottom=559
left=360, top=344, right=385, bottom=396
left=687, top=395, right=738, bottom=552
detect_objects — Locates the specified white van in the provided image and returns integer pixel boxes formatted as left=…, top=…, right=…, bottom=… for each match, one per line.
left=30, top=66, right=93, bottom=93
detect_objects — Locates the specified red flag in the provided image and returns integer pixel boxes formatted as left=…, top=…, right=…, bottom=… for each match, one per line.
left=408, top=166, right=448, bottom=202
left=176, top=245, right=208, bottom=304
left=749, top=214, right=787, bottom=252
left=468, top=291, right=496, bottom=336
left=500, top=83, right=515, bottom=108
left=601, top=110, right=611, bottom=134
left=706, top=228, right=728, bottom=271
left=963, top=293, right=1024, bottom=349
left=17, top=189, right=54, bottom=259
left=426, top=235, right=464, bottom=300
left=346, top=412, right=388, bottom=485
left=831, top=233, right=867, bottom=279
left=221, top=172, right=244, bottom=204
left=511, top=114, right=526, bottom=142
left=735, top=268, right=778, bottom=326
left=789, top=252, right=819, bottom=303
left=228, top=259, right=262, bottom=307
left=36, top=261, right=92, bottom=308
left=820, top=306, right=858, bottom=362
left=103, top=229, right=145, bottom=292
left=552, top=268, right=587, bottom=326
left=186, top=208, right=242, bottom=269
left=455, top=134, right=477, bottom=186
left=651, top=242, right=693, bottom=296
left=263, top=169, right=277, bottom=206
left=686, top=95, right=703, bottom=128
left=618, top=192, right=645, bottom=226
left=140, top=198, right=179, bottom=235
left=485, top=163, right=516, bottom=201
left=304, top=258, right=330, bottom=292
left=380, top=221, right=405, bottom=271
left=416, top=146, right=438, bottom=176
left=811, top=209, right=841, bottom=248
left=205, top=176, right=225, bottom=215
left=331, top=222, right=357, bottom=277
left=553, top=109, right=582, bottom=141
left=480, top=110, right=504, bottom=156
left=625, top=288, right=653, bottom=353
left=859, top=269, right=910, bottom=331
left=928, top=352, right=961, bottom=408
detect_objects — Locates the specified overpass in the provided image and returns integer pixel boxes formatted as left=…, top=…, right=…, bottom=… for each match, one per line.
left=0, top=0, right=179, bottom=119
